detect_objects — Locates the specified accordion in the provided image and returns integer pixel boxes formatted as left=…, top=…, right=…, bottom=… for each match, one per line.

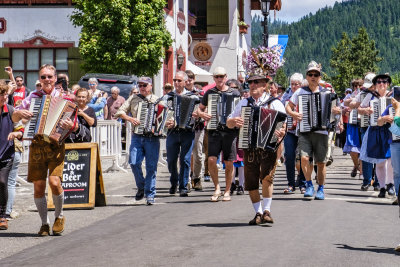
left=133, top=98, right=170, bottom=137
left=298, top=91, right=337, bottom=133
left=349, top=109, right=359, bottom=125
left=206, top=92, right=240, bottom=130
left=23, top=95, right=78, bottom=144
left=238, top=106, right=287, bottom=151
left=359, top=92, right=370, bottom=127
left=369, top=97, right=392, bottom=126
left=172, top=93, right=200, bottom=130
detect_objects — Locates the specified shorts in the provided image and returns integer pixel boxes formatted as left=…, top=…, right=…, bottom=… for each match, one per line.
left=207, top=129, right=238, bottom=161
left=244, top=149, right=277, bottom=191
left=27, top=140, right=65, bottom=182
left=298, top=132, right=329, bottom=163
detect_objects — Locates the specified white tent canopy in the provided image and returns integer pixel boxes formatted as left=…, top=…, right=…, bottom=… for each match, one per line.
left=186, top=61, right=213, bottom=83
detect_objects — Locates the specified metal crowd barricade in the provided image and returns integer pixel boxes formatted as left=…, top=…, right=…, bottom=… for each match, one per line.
left=91, top=120, right=127, bottom=173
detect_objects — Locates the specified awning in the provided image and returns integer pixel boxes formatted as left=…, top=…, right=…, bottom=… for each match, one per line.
left=186, top=61, right=213, bottom=83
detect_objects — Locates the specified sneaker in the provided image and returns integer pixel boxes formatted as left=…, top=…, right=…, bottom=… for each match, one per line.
left=373, top=185, right=380, bottom=192
left=4, top=214, right=12, bottom=221
left=204, top=175, right=211, bottom=182
left=0, top=218, right=8, bottom=230
left=350, top=167, right=358, bottom=177
left=326, top=156, right=333, bottom=167
left=52, top=217, right=65, bottom=235
left=169, top=185, right=177, bottom=195
left=135, top=189, right=145, bottom=201
left=378, top=188, right=386, bottom=198
left=179, top=189, right=188, bottom=197
left=193, top=178, right=203, bottom=191
left=395, top=244, right=400, bottom=252
left=315, top=188, right=325, bottom=200
left=304, top=185, right=315, bottom=199
left=361, top=184, right=370, bottom=191
left=230, top=182, right=237, bottom=194
left=146, top=197, right=155, bottom=205
left=237, top=185, right=244, bottom=195
left=260, top=210, right=274, bottom=225
left=38, top=224, right=50, bottom=236
left=249, top=213, right=262, bottom=225
left=387, top=184, right=395, bottom=196
left=10, top=211, right=19, bottom=219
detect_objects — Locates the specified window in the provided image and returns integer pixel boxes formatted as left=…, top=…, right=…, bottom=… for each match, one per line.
left=11, top=48, right=68, bottom=91
left=189, top=0, right=229, bottom=37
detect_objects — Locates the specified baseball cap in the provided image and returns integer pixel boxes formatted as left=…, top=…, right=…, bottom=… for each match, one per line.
left=35, top=80, right=41, bottom=86
left=363, top=73, right=376, bottom=89
left=306, top=61, right=322, bottom=75
left=138, top=76, right=152, bottom=84
left=345, top=88, right=352, bottom=93
left=213, top=67, right=227, bottom=76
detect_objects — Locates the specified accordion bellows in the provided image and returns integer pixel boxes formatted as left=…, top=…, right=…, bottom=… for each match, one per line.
left=23, top=95, right=78, bottom=144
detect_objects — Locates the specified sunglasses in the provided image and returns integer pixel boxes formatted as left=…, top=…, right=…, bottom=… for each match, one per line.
left=214, top=75, right=225, bottom=79
left=248, top=80, right=260, bottom=85
left=40, top=75, right=54, bottom=80
left=375, top=80, right=388, bottom=84
left=307, top=73, right=320, bottom=78
left=230, top=86, right=239, bottom=89
left=138, top=84, right=148, bottom=88
left=89, top=83, right=96, bottom=86
left=173, top=79, right=183, bottom=82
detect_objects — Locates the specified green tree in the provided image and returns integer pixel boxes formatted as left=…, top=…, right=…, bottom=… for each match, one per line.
left=330, top=32, right=353, bottom=93
left=274, top=67, right=288, bottom=88
left=70, top=0, right=172, bottom=76
left=330, top=28, right=382, bottom=94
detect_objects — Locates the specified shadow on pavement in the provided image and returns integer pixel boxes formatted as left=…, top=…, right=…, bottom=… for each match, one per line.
left=0, top=232, right=40, bottom=238
left=328, top=192, right=372, bottom=198
left=188, top=223, right=249, bottom=228
left=346, top=200, right=393, bottom=206
left=335, top=244, right=399, bottom=255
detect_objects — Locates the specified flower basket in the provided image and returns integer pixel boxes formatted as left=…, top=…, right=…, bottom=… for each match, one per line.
left=246, top=46, right=285, bottom=76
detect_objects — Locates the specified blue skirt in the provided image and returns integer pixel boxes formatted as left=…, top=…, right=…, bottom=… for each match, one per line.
left=343, top=123, right=361, bottom=153
left=360, top=126, right=390, bottom=164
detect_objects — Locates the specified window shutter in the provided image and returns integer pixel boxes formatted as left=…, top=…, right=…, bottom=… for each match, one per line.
left=0, top=48, right=10, bottom=79
left=207, top=0, right=229, bottom=34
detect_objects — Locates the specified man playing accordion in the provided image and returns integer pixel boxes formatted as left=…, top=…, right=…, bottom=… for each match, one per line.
left=115, top=77, right=161, bottom=205
left=227, top=74, right=286, bottom=225
left=17, top=64, right=79, bottom=236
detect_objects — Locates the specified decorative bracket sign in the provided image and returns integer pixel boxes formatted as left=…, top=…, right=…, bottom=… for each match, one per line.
left=0, top=18, right=6, bottom=34
left=177, top=11, right=185, bottom=34
left=193, top=42, right=212, bottom=62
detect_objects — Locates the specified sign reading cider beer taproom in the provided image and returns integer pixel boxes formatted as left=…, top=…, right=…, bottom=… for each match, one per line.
left=48, top=143, right=106, bottom=209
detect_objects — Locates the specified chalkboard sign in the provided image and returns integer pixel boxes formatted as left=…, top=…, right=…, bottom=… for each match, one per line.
left=48, top=143, right=106, bottom=209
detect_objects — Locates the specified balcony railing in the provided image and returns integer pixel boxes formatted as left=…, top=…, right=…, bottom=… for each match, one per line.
left=0, top=0, right=73, bottom=5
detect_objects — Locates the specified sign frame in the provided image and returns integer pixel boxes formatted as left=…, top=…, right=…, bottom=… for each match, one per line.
left=48, top=143, right=106, bottom=209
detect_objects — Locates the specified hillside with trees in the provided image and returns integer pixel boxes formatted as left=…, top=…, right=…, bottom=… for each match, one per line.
left=252, top=0, right=400, bottom=81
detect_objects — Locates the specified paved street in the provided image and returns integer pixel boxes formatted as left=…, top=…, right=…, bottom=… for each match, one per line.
left=1, top=149, right=399, bottom=266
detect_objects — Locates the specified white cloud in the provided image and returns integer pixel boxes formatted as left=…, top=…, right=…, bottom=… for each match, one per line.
left=254, top=0, right=345, bottom=23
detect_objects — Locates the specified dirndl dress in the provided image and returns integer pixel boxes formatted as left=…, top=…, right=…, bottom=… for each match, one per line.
left=343, top=123, right=361, bottom=153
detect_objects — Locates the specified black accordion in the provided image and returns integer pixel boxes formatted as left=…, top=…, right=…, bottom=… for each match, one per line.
left=134, top=97, right=170, bottom=137
left=171, top=93, right=200, bottom=130
left=238, top=106, right=287, bottom=151
left=298, top=91, right=337, bottom=133
left=206, top=92, right=240, bottom=130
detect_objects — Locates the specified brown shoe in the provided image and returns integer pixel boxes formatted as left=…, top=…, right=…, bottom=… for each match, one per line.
left=38, top=224, right=50, bottom=236
left=52, top=217, right=65, bottom=235
left=0, top=218, right=8, bottom=230
left=193, top=179, right=203, bottom=191
left=260, top=210, right=274, bottom=225
left=249, top=213, right=262, bottom=225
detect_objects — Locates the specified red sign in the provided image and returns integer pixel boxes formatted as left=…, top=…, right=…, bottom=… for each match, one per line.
left=0, top=18, right=6, bottom=34
left=195, top=61, right=212, bottom=66
left=177, top=11, right=185, bottom=34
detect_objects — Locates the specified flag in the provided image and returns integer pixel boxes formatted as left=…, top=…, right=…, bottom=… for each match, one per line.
left=268, top=35, right=289, bottom=58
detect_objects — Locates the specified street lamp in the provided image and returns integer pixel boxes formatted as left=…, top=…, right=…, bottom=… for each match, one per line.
left=260, top=0, right=271, bottom=47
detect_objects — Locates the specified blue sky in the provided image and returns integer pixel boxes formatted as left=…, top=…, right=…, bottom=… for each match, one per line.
left=253, top=0, right=344, bottom=23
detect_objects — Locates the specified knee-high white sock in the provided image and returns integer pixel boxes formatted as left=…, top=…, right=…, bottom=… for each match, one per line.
left=238, top=167, right=245, bottom=187
left=252, top=201, right=263, bottom=214
left=34, top=197, right=49, bottom=225
left=263, top=198, right=272, bottom=212
left=53, top=191, right=64, bottom=218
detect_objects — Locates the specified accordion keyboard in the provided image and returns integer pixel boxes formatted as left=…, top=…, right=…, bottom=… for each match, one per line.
left=23, top=97, right=42, bottom=139
left=299, top=94, right=311, bottom=132
left=207, top=94, right=219, bottom=130
left=238, top=106, right=252, bottom=149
